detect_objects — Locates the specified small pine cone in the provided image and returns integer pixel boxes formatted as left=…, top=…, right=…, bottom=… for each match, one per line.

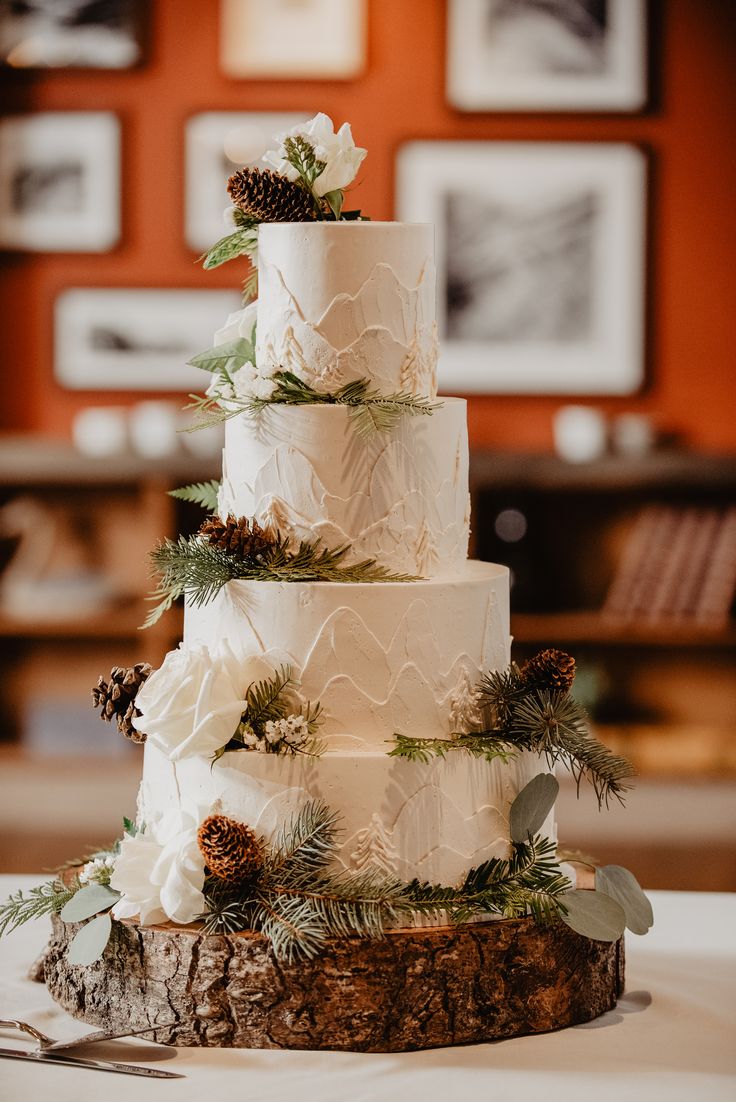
left=200, top=514, right=276, bottom=560
left=521, top=649, right=576, bottom=693
left=91, top=663, right=152, bottom=742
left=227, top=166, right=316, bottom=223
left=198, top=815, right=264, bottom=885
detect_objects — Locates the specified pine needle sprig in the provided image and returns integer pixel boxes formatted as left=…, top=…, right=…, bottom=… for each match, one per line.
left=0, top=878, right=79, bottom=938
left=389, top=732, right=515, bottom=765
left=243, top=665, right=295, bottom=729
left=143, top=529, right=418, bottom=627
left=168, top=480, right=221, bottom=511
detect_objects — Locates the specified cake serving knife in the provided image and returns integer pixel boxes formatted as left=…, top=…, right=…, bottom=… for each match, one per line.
left=0, top=1046, right=185, bottom=1078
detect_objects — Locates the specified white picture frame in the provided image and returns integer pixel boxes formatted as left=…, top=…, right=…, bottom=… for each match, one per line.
left=447, top=0, right=647, bottom=113
left=0, top=112, right=120, bottom=252
left=220, top=0, right=366, bottom=79
left=0, top=0, right=144, bottom=70
left=185, top=111, right=312, bottom=253
left=55, top=288, right=242, bottom=391
left=396, top=141, right=646, bottom=396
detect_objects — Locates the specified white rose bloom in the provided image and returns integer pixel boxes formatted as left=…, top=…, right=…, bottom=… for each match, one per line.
left=213, top=301, right=258, bottom=348
left=263, top=113, right=366, bottom=199
left=132, top=643, right=259, bottom=761
left=110, top=809, right=205, bottom=926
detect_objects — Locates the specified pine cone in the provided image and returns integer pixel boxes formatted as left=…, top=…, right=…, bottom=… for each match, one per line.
left=227, top=167, right=316, bottom=223
left=91, top=663, right=152, bottom=743
left=521, top=649, right=576, bottom=693
left=198, top=815, right=264, bottom=885
left=200, top=515, right=276, bottom=560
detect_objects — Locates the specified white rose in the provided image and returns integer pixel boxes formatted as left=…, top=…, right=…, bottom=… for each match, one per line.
left=132, top=643, right=249, bottom=761
left=263, top=113, right=366, bottom=199
left=214, top=301, right=258, bottom=348
left=111, top=809, right=205, bottom=926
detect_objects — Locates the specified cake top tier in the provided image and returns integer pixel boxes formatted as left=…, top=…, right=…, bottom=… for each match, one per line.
left=255, top=221, right=438, bottom=398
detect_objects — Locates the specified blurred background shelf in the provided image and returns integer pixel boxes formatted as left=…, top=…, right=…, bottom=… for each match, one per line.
left=512, top=611, right=736, bottom=647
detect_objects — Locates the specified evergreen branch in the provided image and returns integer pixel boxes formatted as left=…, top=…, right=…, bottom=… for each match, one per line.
left=168, top=480, right=221, bottom=511
left=0, top=878, right=79, bottom=938
left=243, top=665, right=295, bottom=728
left=265, top=799, right=342, bottom=886
left=143, top=530, right=418, bottom=627
left=389, top=732, right=516, bottom=765
left=242, top=266, right=258, bottom=303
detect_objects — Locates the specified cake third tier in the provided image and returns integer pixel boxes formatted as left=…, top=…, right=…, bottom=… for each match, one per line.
left=256, top=222, right=438, bottom=397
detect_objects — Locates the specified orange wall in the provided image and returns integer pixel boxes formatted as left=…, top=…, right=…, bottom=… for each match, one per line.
left=1, top=0, right=735, bottom=451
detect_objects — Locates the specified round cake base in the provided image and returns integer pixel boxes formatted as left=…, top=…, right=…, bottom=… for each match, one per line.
left=44, top=914, right=624, bottom=1051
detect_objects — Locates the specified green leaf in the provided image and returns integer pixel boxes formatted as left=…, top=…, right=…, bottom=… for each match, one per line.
left=596, top=865, right=653, bottom=935
left=202, top=227, right=257, bottom=270
left=509, top=773, right=559, bottom=843
left=60, top=883, right=119, bottom=923
left=188, top=339, right=254, bottom=375
left=560, top=889, right=626, bottom=942
left=67, top=913, right=112, bottom=966
left=324, top=189, right=344, bottom=220
left=169, top=480, right=221, bottom=511
left=122, top=817, right=137, bottom=837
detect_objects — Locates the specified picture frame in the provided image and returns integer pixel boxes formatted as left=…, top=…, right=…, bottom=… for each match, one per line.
left=0, top=112, right=120, bottom=252
left=447, top=0, right=647, bottom=113
left=220, top=0, right=366, bottom=79
left=396, top=141, right=646, bottom=396
left=0, top=0, right=144, bottom=70
left=185, top=111, right=312, bottom=253
left=55, top=288, right=242, bottom=391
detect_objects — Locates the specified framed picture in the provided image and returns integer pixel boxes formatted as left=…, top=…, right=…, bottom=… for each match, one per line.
left=55, top=289, right=242, bottom=391
left=447, top=0, right=647, bottom=112
left=0, top=0, right=144, bottom=69
left=0, top=113, right=120, bottom=252
left=396, top=141, right=646, bottom=396
left=220, top=0, right=365, bottom=79
left=185, top=111, right=311, bottom=253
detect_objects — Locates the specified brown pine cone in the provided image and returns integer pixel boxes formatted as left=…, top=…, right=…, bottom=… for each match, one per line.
left=91, top=663, right=152, bottom=743
left=200, top=514, right=276, bottom=560
left=198, top=815, right=264, bottom=885
left=521, top=649, right=576, bottom=693
left=227, top=166, right=316, bottom=223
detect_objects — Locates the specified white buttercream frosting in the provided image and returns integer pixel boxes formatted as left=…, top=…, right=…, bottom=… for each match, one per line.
left=255, top=222, right=438, bottom=396
left=218, top=399, right=470, bottom=576
left=139, top=744, right=555, bottom=904
left=183, top=563, right=510, bottom=752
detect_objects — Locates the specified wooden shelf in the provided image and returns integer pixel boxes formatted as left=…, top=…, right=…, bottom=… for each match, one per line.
left=512, top=611, right=736, bottom=647
left=0, top=603, right=182, bottom=640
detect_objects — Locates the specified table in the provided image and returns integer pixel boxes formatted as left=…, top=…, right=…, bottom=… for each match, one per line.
left=0, top=879, right=734, bottom=1102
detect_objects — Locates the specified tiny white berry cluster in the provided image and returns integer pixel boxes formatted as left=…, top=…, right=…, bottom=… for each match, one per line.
left=242, top=713, right=310, bottom=754
left=79, top=854, right=116, bottom=885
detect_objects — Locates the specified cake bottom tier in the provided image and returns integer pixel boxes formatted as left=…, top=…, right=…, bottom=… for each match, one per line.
left=139, top=743, right=555, bottom=893
left=44, top=914, right=624, bottom=1051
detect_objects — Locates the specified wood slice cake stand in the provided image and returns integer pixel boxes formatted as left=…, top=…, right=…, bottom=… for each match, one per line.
left=43, top=913, right=624, bottom=1052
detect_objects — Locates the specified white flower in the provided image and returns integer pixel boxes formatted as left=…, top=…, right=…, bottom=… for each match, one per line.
left=79, top=855, right=115, bottom=885
left=110, top=809, right=205, bottom=926
left=132, top=644, right=273, bottom=761
left=213, top=301, right=257, bottom=348
left=231, top=361, right=258, bottom=400
left=263, top=714, right=308, bottom=749
left=251, top=375, right=277, bottom=401
left=262, top=113, right=367, bottom=199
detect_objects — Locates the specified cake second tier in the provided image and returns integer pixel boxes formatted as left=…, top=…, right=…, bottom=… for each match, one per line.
left=184, top=562, right=509, bottom=751
left=219, top=399, right=470, bottom=576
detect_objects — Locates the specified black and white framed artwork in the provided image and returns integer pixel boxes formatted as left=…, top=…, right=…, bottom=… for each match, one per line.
left=0, top=0, right=144, bottom=69
left=185, top=111, right=311, bottom=253
left=0, top=112, right=120, bottom=252
left=447, top=0, right=647, bottom=112
left=55, top=289, right=242, bottom=391
left=397, top=141, right=646, bottom=395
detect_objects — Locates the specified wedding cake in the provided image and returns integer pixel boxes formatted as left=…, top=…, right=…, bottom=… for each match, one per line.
left=1, top=116, right=650, bottom=1052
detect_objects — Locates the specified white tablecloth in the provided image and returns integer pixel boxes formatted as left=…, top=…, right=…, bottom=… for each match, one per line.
left=0, top=879, right=734, bottom=1102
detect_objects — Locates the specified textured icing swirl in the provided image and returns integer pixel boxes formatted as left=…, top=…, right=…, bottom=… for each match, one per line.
left=256, top=222, right=438, bottom=397
left=219, top=400, right=470, bottom=576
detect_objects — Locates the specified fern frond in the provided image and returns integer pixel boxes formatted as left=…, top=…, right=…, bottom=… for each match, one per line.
left=168, top=480, right=221, bottom=511
left=389, top=733, right=516, bottom=765
left=243, top=665, right=295, bottom=727
left=0, top=879, right=79, bottom=938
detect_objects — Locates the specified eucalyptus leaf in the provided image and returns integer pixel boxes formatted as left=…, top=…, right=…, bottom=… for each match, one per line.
left=560, top=889, right=626, bottom=942
left=596, top=865, right=653, bottom=935
left=188, top=339, right=254, bottom=375
left=202, top=227, right=256, bottom=270
left=324, top=189, right=344, bottom=220
left=60, top=883, right=119, bottom=923
left=509, top=772, right=559, bottom=843
left=67, top=913, right=112, bottom=966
